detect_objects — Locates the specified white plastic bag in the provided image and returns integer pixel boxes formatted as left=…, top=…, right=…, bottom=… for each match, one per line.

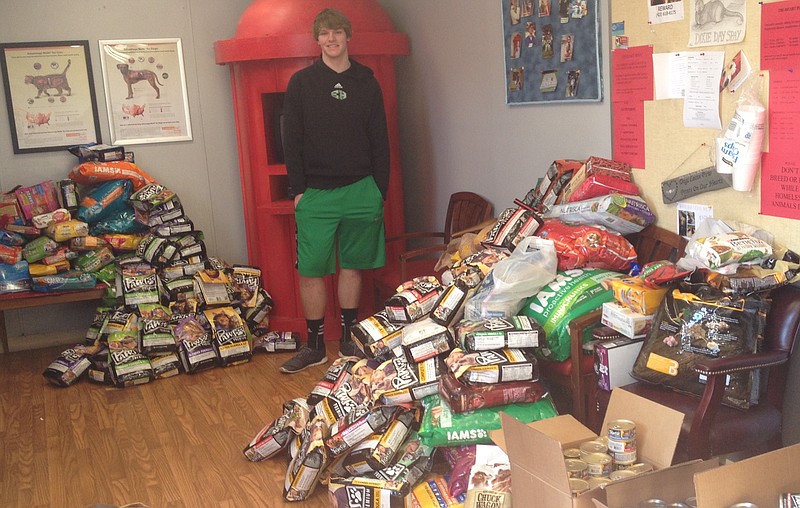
left=463, top=236, right=558, bottom=320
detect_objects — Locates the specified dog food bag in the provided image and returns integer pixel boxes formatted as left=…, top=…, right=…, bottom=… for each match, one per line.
left=566, top=173, right=642, bottom=203
left=0, top=245, right=24, bottom=266
left=244, top=398, right=311, bottom=462
left=418, top=393, right=558, bottom=447
left=315, top=376, right=376, bottom=426
left=546, top=194, right=655, bottom=235
left=77, top=179, right=132, bottom=225
left=284, top=415, right=330, bottom=502
left=203, top=307, right=252, bottom=367
left=457, top=316, right=544, bottom=351
left=482, top=207, right=543, bottom=251
left=28, top=261, right=70, bottom=277
left=401, top=317, right=456, bottom=364
left=15, top=181, right=61, bottom=221
left=609, top=277, right=670, bottom=315
left=684, top=231, right=773, bottom=270
left=32, top=208, right=71, bottom=230
left=638, top=260, right=692, bottom=288
left=108, top=330, right=154, bottom=388
left=464, top=446, right=512, bottom=508
left=87, top=345, right=112, bottom=385
left=0, top=229, right=26, bottom=247
left=100, top=309, right=139, bottom=343
left=430, top=277, right=477, bottom=327
left=69, top=161, right=155, bottom=191
left=702, top=260, right=798, bottom=295
left=43, top=219, right=89, bottom=243
left=328, top=477, right=406, bottom=508
left=22, top=236, right=59, bottom=263
left=385, top=276, right=444, bottom=323
left=70, top=235, right=109, bottom=252
left=351, top=311, right=405, bottom=359
left=438, top=369, right=549, bottom=414
left=536, top=219, right=638, bottom=272
left=306, top=357, right=358, bottom=406
left=0, top=260, right=30, bottom=294
left=121, top=263, right=161, bottom=306
left=407, top=474, right=467, bottom=508
left=325, top=405, right=400, bottom=458
left=372, top=355, right=443, bottom=405
left=253, top=331, right=299, bottom=352
left=149, top=352, right=181, bottom=379
left=631, top=284, right=770, bottom=409
left=231, top=265, right=261, bottom=308
left=342, top=409, right=417, bottom=475
left=74, top=246, right=115, bottom=273
left=139, top=319, right=177, bottom=356
left=517, top=159, right=584, bottom=213
left=241, top=288, right=274, bottom=332
left=42, top=344, right=97, bottom=387
left=175, top=316, right=217, bottom=374
left=130, top=183, right=177, bottom=212
left=521, top=268, right=621, bottom=361
left=444, top=347, right=539, bottom=385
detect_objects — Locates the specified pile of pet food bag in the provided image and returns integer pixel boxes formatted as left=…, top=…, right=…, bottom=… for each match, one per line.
left=0, top=145, right=292, bottom=389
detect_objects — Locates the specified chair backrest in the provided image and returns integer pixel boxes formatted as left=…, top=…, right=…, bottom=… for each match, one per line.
left=443, top=192, right=494, bottom=243
left=763, top=283, right=800, bottom=410
left=627, top=225, right=688, bottom=264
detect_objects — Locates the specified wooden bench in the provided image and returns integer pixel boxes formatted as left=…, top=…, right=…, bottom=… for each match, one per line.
left=0, top=285, right=105, bottom=354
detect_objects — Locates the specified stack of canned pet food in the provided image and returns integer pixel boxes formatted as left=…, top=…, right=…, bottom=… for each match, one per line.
left=563, top=419, right=655, bottom=494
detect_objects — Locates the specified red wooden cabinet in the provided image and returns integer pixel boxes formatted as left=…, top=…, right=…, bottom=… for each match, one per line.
left=215, top=0, right=409, bottom=336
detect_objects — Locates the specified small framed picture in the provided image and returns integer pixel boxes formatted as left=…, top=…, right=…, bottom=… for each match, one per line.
left=98, top=38, right=192, bottom=145
left=0, top=40, right=101, bottom=154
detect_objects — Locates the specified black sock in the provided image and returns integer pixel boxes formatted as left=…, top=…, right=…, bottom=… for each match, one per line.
left=307, top=318, right=325, bottom=350
left=340, top=308, right=359, bottom=343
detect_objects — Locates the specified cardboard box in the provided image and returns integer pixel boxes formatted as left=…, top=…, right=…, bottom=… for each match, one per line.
left=490, top=389, right=684, bottom=508
left=594, top=337, right=644, bottom=391
left=601, top=301, right=654, bottom=339
left=597, top=459, right=717, bottom=508
left=694, top=443, right=800, bottom=508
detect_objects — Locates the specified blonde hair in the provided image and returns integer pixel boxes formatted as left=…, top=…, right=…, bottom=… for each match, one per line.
left=313, top=8, right=352, bottom=39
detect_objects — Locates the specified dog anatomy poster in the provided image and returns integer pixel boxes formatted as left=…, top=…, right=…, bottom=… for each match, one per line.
left=99, top=38, right=192, bottom=144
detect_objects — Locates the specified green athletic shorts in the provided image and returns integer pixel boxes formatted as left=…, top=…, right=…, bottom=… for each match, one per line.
left=294, top=176, right=386, bottom=277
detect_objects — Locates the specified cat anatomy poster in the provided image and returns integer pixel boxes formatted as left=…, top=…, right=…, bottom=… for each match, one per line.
left=688, top=0, right=747, bottom=47
left=0, top=40, right=101, bottom=153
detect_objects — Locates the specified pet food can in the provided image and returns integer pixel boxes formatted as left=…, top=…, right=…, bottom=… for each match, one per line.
left=580, top=439, right=609, bottom=458
left=608, top=419, right=636, bottom=441
left=583, top=452, right=613, bottom=477
left=612, top=448, right=638, bottom=465
left=727, top=504, right=758, bottom=508
left=637, top=499, right=667, bottom=507
left=609, top=469, right=637, bottom=481
left=607, top=436, right=637, bottom=454
left=613, top=457, right=637, bottom=471
left=627, top=462, right=654, bottom=475
left=563, top=447, right=581, bottom=459
left=587, top=476, right=611, bottom=489
left=666, top=504, right=690, bottom=508
left=569, top=478, right=590, bottom=495
left=684, top=497, right=698, bottom=508
left=565, top=458, right=588, bottom=479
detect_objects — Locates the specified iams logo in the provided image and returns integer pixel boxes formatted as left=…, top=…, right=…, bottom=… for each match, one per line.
left=331, top=83, right=347, bottom=101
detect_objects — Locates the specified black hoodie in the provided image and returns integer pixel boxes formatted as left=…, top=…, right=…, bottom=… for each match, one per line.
left=283, top=58, right=390, bottom=199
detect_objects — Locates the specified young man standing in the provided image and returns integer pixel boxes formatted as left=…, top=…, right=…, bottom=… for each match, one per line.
left=279, top=8, right=390, bottom=373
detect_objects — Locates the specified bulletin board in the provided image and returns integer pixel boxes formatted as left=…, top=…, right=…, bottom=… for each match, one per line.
left=502, top=0, right=603, bottom=104
left=610, top=0, right=800, bottom=252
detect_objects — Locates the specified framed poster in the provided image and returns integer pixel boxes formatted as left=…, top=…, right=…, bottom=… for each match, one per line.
left=503, top=0, right=603, bottom=104
left=98, top=38, right=192, bottom=145
left=0, top=40, right=101, bottom=154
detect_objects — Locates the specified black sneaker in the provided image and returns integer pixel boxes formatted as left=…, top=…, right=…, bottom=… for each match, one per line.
left=279, top=347, right=328, bottom=374
left=338, top=340, right=365, bottom=359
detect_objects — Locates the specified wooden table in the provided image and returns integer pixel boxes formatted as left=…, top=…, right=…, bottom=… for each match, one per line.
left=0, top=285, right=105, bottom=353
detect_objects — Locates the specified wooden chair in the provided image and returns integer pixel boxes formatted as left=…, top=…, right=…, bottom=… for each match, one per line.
left=621, top=283, right=800, bottom=463
left=540, top=225, right=689, bottom=425
left=373, top=191, right=493, bottom=309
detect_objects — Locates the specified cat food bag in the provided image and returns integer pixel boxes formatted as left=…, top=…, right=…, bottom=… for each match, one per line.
left=306, top=357, right=358, bottom=406
left=102, top=233, right=143, bottom=252
left=15, top=181, right=60, bottom=221
left=69, top=161, right=155, bottom=191
left=70, top=235, right=109, bottom=251
left=253, top=331, right=299, bottom=352
left=325, top=405, right=399, bottom=458
left=631, top=283, right=770, bottom=409
left=385, top=276, right=444, bottom=323
left=342, top=409, right=417, bottom=475
left=90, top=208, right=148, bottom=236
left=0, top=229, right=26, bottom=247
left=444, top=347, right=539, bottom=385
left=0, top=245, right=23, bottom=265
left=638, top=260, right=692, bottom=288
left=74, top=246, right=115, bottom=273
left=439, top=369, right=549, bottom=414
left=351, top=311, right=405, bottom=359
left=149, top=352, right=181, bottom=379
left=32, top=208, right=71, bottom=229
left=77, top=179, right=132, bottom=225
left=418, top=393, right=558, bottom=447
left=0, top=259, right=30, bottom=294
left=684, top=231, right=773, bottom=270
left=203, top=307, right=252, bottom=367
left=517, top=159, right=584, bottom=213
left=521, top=268, right=621, bottom=361
left=42, top=344, right=98, bottom=387
left=401, top=317, right=456, bottom=364
left=29, top=261, right=70, bottom=277
left=244, top=398, right=311, bottom=462
left=371, top=355, right=443, bottom=405
left=457, top=316, right=544, bottom=351
left=482, top=207, right=543, bottom=251
left=546, top=194, right=655, bottom=235
left=566, top=173, right=641, bottom=203
left=108, top=330, right=154, bottom=388
left=31, top=271, right=97, bottom=292
left=22, top=236, right=59, bottom=263
left=536, top=219, right=638, bottom=272
left=284, top=415, right=330, bottom=501
left=175, top=316, right=217, bottom=374
left=43, top=219, right=88, bottom=242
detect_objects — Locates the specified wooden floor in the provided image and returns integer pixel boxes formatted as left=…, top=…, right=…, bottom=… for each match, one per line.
left=0, top=344, right=342, bottom=508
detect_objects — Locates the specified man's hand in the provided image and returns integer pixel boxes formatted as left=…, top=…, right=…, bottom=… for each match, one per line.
left=294, top=193, right=303, bottom=208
